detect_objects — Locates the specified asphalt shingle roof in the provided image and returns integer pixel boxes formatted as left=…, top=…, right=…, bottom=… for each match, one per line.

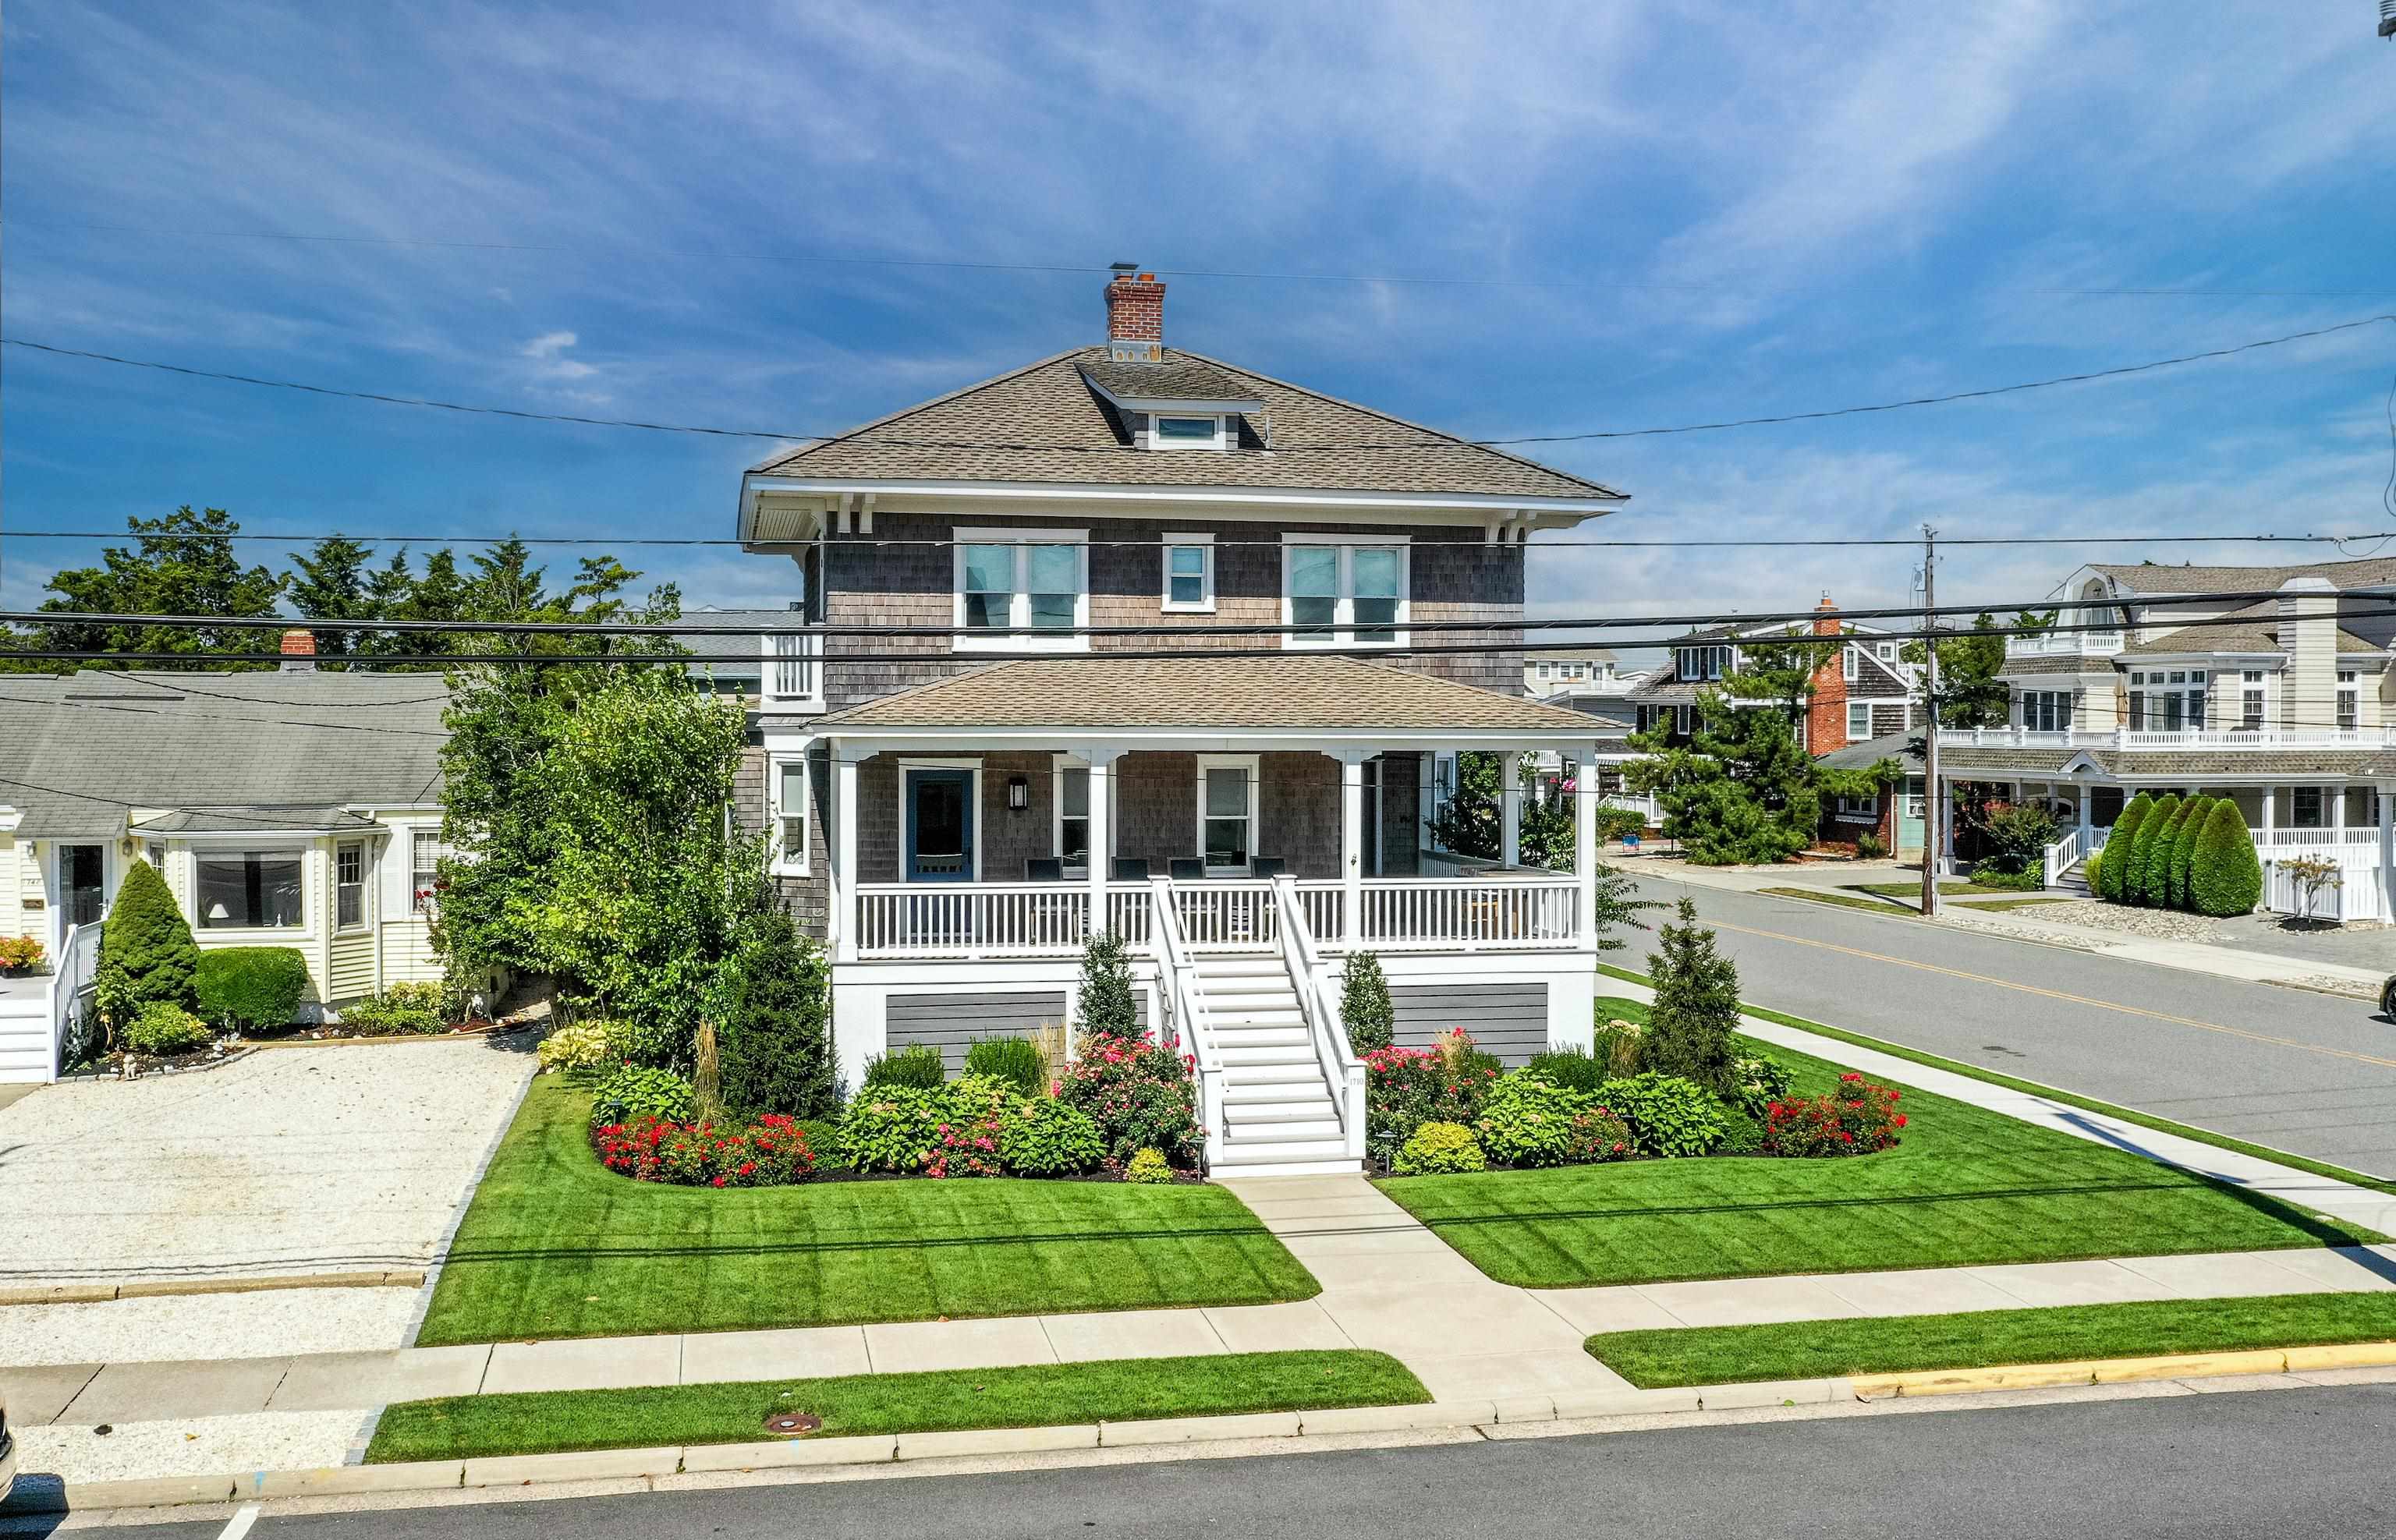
left=749, top=346, right=1623, bottom=502
left=2089, top=558, right=2396, bottom=596
left=2119, top=600, right=2382, bottom=657
left=1819, top=732, right=1921, bottom=770
left=1076, top=357, right=1264, bottom=405
left=814, top=654, right=1609, bottom=734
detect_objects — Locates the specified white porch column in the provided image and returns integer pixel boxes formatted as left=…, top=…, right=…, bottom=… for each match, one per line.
left=2077, top=784, right=2092, bottom=837
left=2261, top=785, right=2275, bottom=837
left=2379, top=784, right=2394, bottom=920
left=831, top=746, right=860, bottom=964
left=1574, top=748, right=1600, bottom=950
left=1499, top=751, right=1523, bottom=869
left=1087, top=747, right=1122, bottom=941
left=2330, top=784, right=2345, bottom=833
left=1338, top=751, right=1367, bottom=945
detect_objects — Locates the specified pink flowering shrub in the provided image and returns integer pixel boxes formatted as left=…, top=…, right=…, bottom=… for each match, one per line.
left=1056, top=1029, right=1200, bottom=1167
left=1762, top=1072, right=1907, bottom=1157
left=1364, top=1028, right=1501, bottom=1169
left=592, top=1113, right=817, bottom=1186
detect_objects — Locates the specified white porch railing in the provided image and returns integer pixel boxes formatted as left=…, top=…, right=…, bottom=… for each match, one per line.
left=1944, top=725, right=2395, bottom=751
left=1293, top=876, right=1582, bottom=951
left=2252, top=827, right=2378, bottom=849
left=1271, top=876, right=1366, bottom=1165
left=852, top=883, right=1090, bottom=959
left=1148, top=880, right=1226, bottom=1173
left=1165, top=880, right=1280, bottom=953
left=51, top=921, right=103, bottom=1080
left=2006, top=631, right=2122, bottom=657
left=2042, top=823, right=2111, bottom=888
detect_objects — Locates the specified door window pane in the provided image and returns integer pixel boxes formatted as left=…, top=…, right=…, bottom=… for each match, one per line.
left=1289, top=547, right=1338, bottom=628
left=962, top=545, right=1012, bottom=628
left=197, top=850, right=305, bottom=929
left=1203, top=766, right=1250, bottom=867
left=1025, top=545, right=1079, bottom=630
left=1352, top=547, right=1401, bottom=633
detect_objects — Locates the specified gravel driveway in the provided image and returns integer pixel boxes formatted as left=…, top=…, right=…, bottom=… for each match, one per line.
left=0, top=1036, right=534, bottom=1287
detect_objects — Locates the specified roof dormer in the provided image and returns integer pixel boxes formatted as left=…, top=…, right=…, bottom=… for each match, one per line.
left=1081, top=264, right=1267, bottom=450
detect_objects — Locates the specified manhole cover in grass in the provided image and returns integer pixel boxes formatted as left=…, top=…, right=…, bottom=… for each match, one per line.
left=763, top=1413, right=823, bottom=1436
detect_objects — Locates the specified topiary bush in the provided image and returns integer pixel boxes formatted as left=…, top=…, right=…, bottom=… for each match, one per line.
left=965, top=1035, right=1047, bottom=1096
left=1339, top=950, right=1395, bottom=1053
left=195, top=947, right=312, bottom=1033
left=2189, top=798, right=2264, bottom=917
left=1596, top=1072, right=1730, bottom=1157
left=2098, top=793, right=2150, bottom=902
left=1393, top=1120, right=1487, bottom=1175
left=1643, top=899, right=1741, bottom=1098
left=122, top=1000, right=211, bottom=1056
left=1123, top=1147, right=1175, bottom=1184
left=589, top=1064, right=697, bottom=1128
left=1073, top=931, right=1140, bottom=1039
left=2130, top=792, right=2182, bottom=906
left=1000, top=1098, right=1108, bottom=1176
left=863, top=1042, right=946, bottom=1089
left=2167, top=795, right=2212, bottom=911
left=94, top=859, right=200, bottom=1034
left=715, top=908, right=835, bottom=1117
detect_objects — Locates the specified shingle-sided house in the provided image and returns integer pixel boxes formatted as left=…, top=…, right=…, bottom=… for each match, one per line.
left=729, top=268, right=1631, bottom=1174
left=0, top=644, right=450, bottom=1082
left=1937, top=559, right=2396, bottom=915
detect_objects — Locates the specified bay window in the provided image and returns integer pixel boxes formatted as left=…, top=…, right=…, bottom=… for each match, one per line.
left=196, top=848, right=304, bottom=930
left=954, top=529, right=1089, bottom=650
left=1282, top=539, right=1409, bottom=647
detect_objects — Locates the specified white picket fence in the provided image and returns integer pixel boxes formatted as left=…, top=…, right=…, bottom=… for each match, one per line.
left=2264, top=854, right=2390, bottom=923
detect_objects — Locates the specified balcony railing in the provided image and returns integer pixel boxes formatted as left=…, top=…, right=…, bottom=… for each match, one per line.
left=1942, top=726, right=2394, bottom=751
left=2005, top=631, right=2123, bottom=657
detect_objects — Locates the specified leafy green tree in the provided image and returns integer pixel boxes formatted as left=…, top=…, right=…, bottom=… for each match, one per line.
left=1643, top=897, right=1742, bottom=1097
left=1074, top=931, right=1141, bottom=1039
left=2167, top=795, right=2213, bottom=911
left=285, top=535, right=378, bottom=664
left=2099, top=793, right=2151, bottom=902
left=2189, top=800, right=2264, bottom=917
left=29, top=508, right=284, bottom=668
left=1340, top=950, right=1395, bottom=1053
left=1902, top=611, right=2055, bottom=732
left=2131, top=793, right=2182, bottom=906
left=93, top=859, right=200, bottom=1036
left=715, top=905, right=835, bottom=1114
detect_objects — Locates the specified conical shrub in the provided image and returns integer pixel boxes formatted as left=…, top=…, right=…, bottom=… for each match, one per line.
left=2130, top=792, right=2180, bottom=906
left=2189, top=799, right=2264, bottom=917
left=2167, top=795, right=2211, bottom=911
left=2100, top=793, right=2150, bottom=903
left=94, top=859, right=200, bottom=1032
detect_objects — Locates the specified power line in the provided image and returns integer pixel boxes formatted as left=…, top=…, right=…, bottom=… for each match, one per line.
left=11, top=313, right=2392, bottom=451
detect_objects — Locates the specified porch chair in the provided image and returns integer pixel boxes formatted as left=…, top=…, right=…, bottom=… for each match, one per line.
left=1249, top=856, right=1286, bottom=879
left=1024, top=858, right=1065, bottom=882
left=1111, top=856, right=1152, bottom=882
left=1168, top=858, right=1207, bottom=881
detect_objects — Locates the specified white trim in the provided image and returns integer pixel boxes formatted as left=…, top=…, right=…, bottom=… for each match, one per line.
left=1147, top=414, right=1228, bottom=451
left=1842, top=647, right=1857, bottom=681
left=825, top=725, right=1616, bottom=754
left=767, top=745, right=812, bottom=877
left=1050, top=752, right=1092, bottom=877
left=334, top=839, right=368, bottom=933
left=1280, top=533, right=1410, bottom=650
left=1845, top=700, right=1871, bottom=741
left=952, top=527, right=1090, bottom=653
left=1196, top=754, right=1260, bottom=875
left=761, top=631, right=824, bottom=711
left=189, top=844, right=314, bottom=936
left=1160, top=532, right=1216, bottom=614
left=898, top=757, right=984, bottom=883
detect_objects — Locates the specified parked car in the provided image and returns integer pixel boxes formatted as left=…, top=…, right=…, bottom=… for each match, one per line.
left=1, top=1397, right=13, bottom=1506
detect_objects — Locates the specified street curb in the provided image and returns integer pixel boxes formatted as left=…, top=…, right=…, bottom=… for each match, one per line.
left=1848, top=1340, right=2396, bottom=1399
left=0, top=1269, right=428, bottom=1307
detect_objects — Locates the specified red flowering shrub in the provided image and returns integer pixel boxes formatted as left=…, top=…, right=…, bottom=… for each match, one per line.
left=1762, top=1072, right=1907, bottom=1158
left=923, top=1074, right=1010, bottom=1179
left=1057, top=1029, right=1200, bottom=1167
left=593, top=1113, right=817, bottom=1186
left=1365, top=1028, right=1502, bottom=1169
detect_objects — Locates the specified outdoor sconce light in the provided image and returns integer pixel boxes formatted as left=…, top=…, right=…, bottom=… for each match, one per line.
left=1007, top=775, right=1030, bottom=811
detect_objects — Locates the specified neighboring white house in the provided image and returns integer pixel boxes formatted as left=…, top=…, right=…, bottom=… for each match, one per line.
left=1524, top=647, right=1631, bottom=699
left=0, top=646, right=449, bottom=1082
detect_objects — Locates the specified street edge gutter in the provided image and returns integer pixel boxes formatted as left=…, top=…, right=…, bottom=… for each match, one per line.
left=1592, top=962, right=2396, bottom=1195
left=17, top=1347, right=2396, bottom=1515
left=0, top=1270, right=427, bottom=1306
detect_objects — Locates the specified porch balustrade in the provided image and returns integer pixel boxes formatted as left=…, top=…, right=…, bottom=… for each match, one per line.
left=1943, top=725, right=2395, bottom=751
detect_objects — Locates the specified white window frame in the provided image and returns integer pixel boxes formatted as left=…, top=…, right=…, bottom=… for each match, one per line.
left=1677, top=644, right=1731, bottom=681
left=2338, top=670, right=2360, bottom=731
left=953, top=528, right=1090, bottom=653
left=1842, top=647, right=1857, bottom=681
left=895, top=758, right=984, bottom=884
left=1160, top=532, right=1216, bottom=614
left=1148, top=413, right=1226, bottom=450
left=1835, top=791, right=1878, bottom=820
left=1280, top=534, right=1410, bottom=650
left=1196, top=753, right=1260, bottom=874
left=767, top=749, right=810, bottom=876
left=2020, top=690, right=2073, bottom=733
left=411, top=830, right=453, bottom=917
left=1876, top=641, right=1898, bottom=664
left=1845, top=700, right=1872, bottom=740
left=762, top=631, right=823, bottom=710
left=191, top=842, right=312, bottom=934
left=335, top=839, right=368, bottom=932
left=2239, top=669, right=2268, bottom=731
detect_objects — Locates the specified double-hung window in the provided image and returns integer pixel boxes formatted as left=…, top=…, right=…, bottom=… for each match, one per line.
left=1197, top=756, right=1258, bottom=872
left=335, top=841, right=367, bottom=931
left=1842, top=648, right=1857, bottom=681
left=1846, top=700, right=1872, bottom=740
left=1281, top=538, right=1408, bottom=647
left=2240, top=671, right=2267, bottom=731
left=768, top=753, right=809, bottom=875
left=2338, top=671, right=2359, bottom=731
left=955, top=529, right=1089, bottom=651
left=1161, top=533, right=1214, bottom=613
left=411, top=830, right=454, bottom=916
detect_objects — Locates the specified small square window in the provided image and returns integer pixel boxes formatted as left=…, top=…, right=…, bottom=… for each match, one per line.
left=1161, top=535, right=1214, bottom=612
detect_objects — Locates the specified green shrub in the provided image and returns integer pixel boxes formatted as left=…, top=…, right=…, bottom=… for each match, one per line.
left=194, top=947, right=311, bottom=1032
left=1123, top=1147, right=1175, bottom=1184
left=2167, top=795, right=2212, bottom=911
left=863, top=1042, right=946, bottom=1089
left=1966, top=865, right=2044, bottom=891
left=1393, top=1120, right=1487, bottom=1175
left=2189, top=799, right=2264, bottom=918
left=837, top=1085, right=941, bottom=1171
left=1340, top=950, right=1395, bottom=1054
left=964, top=1036, right=1047, bottom=1096
left=94, top=859, right=200, bottom=1032
left=1057, top=1029, right=1201, bottom=1166
left=599, top=1015, right=687, bottom=1069
left=123, top=1000, right=211, bottom=1056
left=2098, top=793, right=2150, bottom=902
left=1729, top=1053, right=1793, bottom=1120
left=796, top=1117, right=847, bottom=1170
left=538, top=1021, right=613, bottom=1076
left=1362, top=1030, right=1501, bottom=1168
left=2130, top=793, right=2181, bottom=906
left=1073, top=931, right=1140, bottom=1039
left=1523, top=1043, right=1608, bottom=1092
left=1854, top=831, right=1888, bottom=860
left=2080, top=848, right=2104, bottom=896
left=999, top=1098, right=1107, bottom=1176
left=1593, top=805, right=1648, bottom=844
left=341, top=982, right=453, bottom=1034
left=1643, top=899, right=1741, bottom=1098
left=1593, top=1014, right=1646, bottom=1077
left=589, top=1064, right=697, bottom=1128
left=923, top=1074, right=1015, bottom=1178
left=715, top=908, right=835, bottom=1117
left=1715, top=1110, right=1767, bottom=1155
left=1596, top=1072, right=1729, bottom=1157
left=1476, top=1074, right=1599, bottom=1167
left=1976, top=803, right=2058, bottom=876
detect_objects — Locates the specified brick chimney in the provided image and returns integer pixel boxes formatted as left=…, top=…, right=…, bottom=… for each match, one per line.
left=278, top=628, right=317, bottom=673
left=1104, top=264, right=1165, bottom=362
left=1806, top=593, right=1848, bottom=755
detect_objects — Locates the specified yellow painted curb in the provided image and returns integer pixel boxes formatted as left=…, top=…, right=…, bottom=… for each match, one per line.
left=1851, top=1340, right=2396, bottom=1398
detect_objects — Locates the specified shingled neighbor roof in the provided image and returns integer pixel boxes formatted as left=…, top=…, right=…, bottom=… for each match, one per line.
left=1818, top=732, right=1921, bottom=771
left=1076, top=356, right=1263, bottom=404
left=2089, top=558, right=2396, bottom=596
left=747, top=347, right=1622, bottom=501
left=1995, top=653, right=2123, bottom=676
left=814, top=655, right=1609, bottom=733
left=1934, top=744, right=2383, bottom=777
left=0, top=671, right=450, bottom=841
left=2120, top=600, right=2383, bottom=657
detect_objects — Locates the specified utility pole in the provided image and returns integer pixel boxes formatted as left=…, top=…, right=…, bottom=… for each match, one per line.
left=1919, top=524, right=1941, bottom=919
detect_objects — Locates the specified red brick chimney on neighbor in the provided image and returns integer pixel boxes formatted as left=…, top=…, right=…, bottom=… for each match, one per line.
left=1104, top=264, right=1165, bottom=362
left=1806, top=594, right=1848, bottom=755
left=278, top=628, right=317, bottom=672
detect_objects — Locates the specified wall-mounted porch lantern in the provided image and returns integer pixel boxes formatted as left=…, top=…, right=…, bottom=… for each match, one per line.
left=1007, top=775, right=1030, bottom=811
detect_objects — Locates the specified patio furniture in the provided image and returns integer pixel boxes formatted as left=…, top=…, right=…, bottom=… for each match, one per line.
left=1249, top=856, right=1287, bottom=879
left=1168, top=858, right=1207, bottom=881
left=1111, top=857, right=1152, bottom=882
left=1025, top=858, right=1065, bottom=881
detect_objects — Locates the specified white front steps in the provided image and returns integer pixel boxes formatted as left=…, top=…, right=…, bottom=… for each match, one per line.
left=1190, top=951, right=1357, bottom=1177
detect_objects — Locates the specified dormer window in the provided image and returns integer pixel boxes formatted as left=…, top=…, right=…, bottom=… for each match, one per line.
left=1157, top=415, right=1218, bottom=442
left=1677, top=645, right=1731, bottom=681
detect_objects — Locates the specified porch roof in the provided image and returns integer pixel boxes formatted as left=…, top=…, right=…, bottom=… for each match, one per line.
left=129, top=807, right=381, bottom=835
left=813, top=654, right=1607, bottom=738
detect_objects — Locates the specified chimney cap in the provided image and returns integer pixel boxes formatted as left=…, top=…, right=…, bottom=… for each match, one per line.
left=1109, top=261, right=1139, bottom=274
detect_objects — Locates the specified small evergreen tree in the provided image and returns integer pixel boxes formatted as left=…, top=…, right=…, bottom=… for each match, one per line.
left=2100, top=793, right=2151, bottom=903
left=2189, top=800, right=2264, bottom=917
left=1643, top=897, right=1742, bottom=1097
left=1339, top=950, right=1395, bottom=1053
left=714, top=905, right=836, bottom=1114
left=93, top=859, right=201, bottom=1036
left=2130, top=792, right=2180, bottom=905
left=1075, top=931, right=1141, bottom=1039
left=2167, top=795, right=2212, bottom=911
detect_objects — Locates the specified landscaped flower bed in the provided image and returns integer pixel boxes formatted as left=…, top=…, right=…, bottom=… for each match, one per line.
left=594, top=1113, right=817, bottom=1187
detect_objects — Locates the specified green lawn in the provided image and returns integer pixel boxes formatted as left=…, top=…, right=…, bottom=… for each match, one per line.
left=366, top=1350, right=1424, bottom=1462
left=1375, top=997, right=2382, bottom=1290
left=1953, top=896, right=2076, bottom=912
left=1853, top=880, right=2031, bottom=898
left=1585, top=1290, right=2396, bottom=1387
left=1760, top=887, right=1913, bottom=915
left=416, top=1077, right=1320, bottom=1347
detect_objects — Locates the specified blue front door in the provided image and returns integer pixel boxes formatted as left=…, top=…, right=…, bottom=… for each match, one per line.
left=904, top=769, right=974, bottom=882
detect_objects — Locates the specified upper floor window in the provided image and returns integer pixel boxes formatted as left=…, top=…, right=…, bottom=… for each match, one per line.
left=2338, top=670, right=2360, bottom=731
left=2126, top=670, right=2204, bottom=731
left=1161, top=533, right=1214, bottom=613
left=1842, top=647, right=1857, bottom=681
left=768, top=754, right=809, bottom=876
left=2019, top=690, right=2072, bottom=732
left=2241, top=670, right=2267, bottom=731
left=1876, top=641, right=1898, bottom=664
left=1676, top=644, right=1732, bottom=681
left=1146, top=413, right=1228, bottom=450
left=1845, top=700, right=1871, bottom=739
left=1282, top=538, right=1408, bottom=648
left=955, top=529, right=1089, bottom=652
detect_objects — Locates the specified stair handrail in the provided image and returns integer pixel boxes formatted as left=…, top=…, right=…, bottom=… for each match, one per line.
left=1148, top=876, right=1225, bottom=1173
left=1272, top=875, right=1366, bottom=1164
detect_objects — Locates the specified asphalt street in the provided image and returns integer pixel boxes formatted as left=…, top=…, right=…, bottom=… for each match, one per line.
left=1623, top=871, right=2396, bottom=1175
left=38, top=1384, right=2396, bottom=1538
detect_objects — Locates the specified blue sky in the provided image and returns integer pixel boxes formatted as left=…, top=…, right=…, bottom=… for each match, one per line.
left=5, top=0, right=2393, bottom=651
